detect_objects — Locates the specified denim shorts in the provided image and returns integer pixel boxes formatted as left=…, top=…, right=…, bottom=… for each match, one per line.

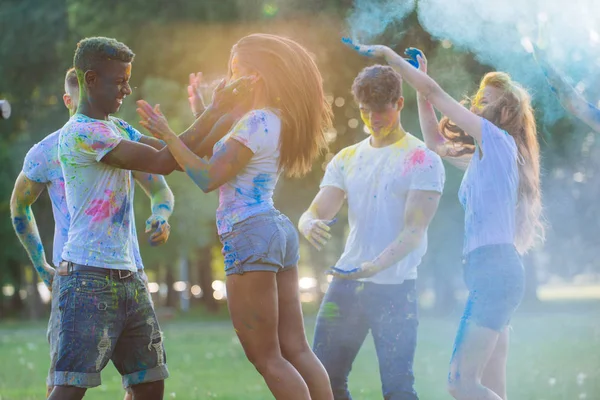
left=459, top=244, right=525, bottom=332
left=219, top=210, right=300, bottom=275
left=47, top=272, right=60, bottom=387
left=54, top=267, right=169, bottom=388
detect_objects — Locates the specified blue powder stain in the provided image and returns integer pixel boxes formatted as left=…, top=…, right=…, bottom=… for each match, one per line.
left=185, top=167, right=211, bottom=191
left=111, top=198, right=130, bottom=224
left=13, top=217, right=27, bottom=234
left=404, top=47, right=423, bottom=68
left=250, top=173, right=271, bottom=204
left=156, top=203, right=171, bottom=212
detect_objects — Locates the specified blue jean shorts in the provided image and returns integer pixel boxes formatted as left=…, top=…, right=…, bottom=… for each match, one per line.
left=47, top=271, right=60, bottom=387
left=459, top=244, right=525, bottom=332
left=54, top=266, right=169, bottom=388
left=219, top=210, right=300, bottom=275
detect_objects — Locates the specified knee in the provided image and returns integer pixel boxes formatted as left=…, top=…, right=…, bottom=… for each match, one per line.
left=447, top=376, right=477, bottom=399
left=245, top=348, right=283, bottom=375
left=130, top=380, right=164, bottom=400
left=281, top=338, right=311, bottom=362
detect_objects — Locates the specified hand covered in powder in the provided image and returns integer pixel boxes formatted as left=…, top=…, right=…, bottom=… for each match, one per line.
left=342, top=37, right=391, bottom=59
left=145, top=214, right=171, bottom=247
left=404, top=47, right=426, bottom=71
left=327, top=261, right=380, bottom=280
left=299, top=217, right=337, bottom=251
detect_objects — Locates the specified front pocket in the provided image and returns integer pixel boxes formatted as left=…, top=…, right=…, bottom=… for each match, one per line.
left=76, top=273, right=111, bottom=294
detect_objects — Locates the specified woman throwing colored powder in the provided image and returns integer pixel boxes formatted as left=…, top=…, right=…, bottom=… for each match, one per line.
left=344, top=40, right=543, bottom=400
left=137, top=33, right=334, bottom=400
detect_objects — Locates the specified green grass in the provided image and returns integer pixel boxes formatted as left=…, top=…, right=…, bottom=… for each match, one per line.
left=0, top=306, right=599, bottom=399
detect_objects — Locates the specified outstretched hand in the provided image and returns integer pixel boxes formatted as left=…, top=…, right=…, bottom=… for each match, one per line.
left=327, top=261, right=380, bottom=280
left=341, top=37, right=390, bottom=58
left=404, top=47, right=426, bottom=71
left=145, top=215, right=171, bottom=247
left=188, top=72, right=206, bottom=118
left=136, top=101, right=174, bottom=140
left=210, top=75, right=257, bottom=115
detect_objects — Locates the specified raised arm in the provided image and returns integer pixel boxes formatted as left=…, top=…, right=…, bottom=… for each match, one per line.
left=534, top=46, right=600, bottom=133
left=10, top=174, right=55, bottom=288
left=344, top=38, right=484, bottom=144
left=413, top=49, right=472, bottom=171
left=298, top=186, right=345, bottom=251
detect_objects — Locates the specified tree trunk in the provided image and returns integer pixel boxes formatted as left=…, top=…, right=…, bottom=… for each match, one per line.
left=197, top=244, right=218, bottom=314
left=165, top=267, right=177, bottom=308
left=8, top=259, right=24, bottom=317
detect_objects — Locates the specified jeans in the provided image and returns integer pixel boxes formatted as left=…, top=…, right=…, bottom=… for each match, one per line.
left=313, top=279, right=419, bottom=400
left=54, top=267, right=168, bottom=388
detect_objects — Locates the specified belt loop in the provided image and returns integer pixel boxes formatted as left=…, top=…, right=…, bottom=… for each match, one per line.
left=67, top=261, right=73, bottom=275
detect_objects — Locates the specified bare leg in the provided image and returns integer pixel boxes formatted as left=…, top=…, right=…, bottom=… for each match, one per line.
left=276, top=267, right=333, bottom=400
left=481, top=327, right=509, bottom=400
left=227, top=271, right=311, bottom=400
left=448, top=322, right=503, bottom=400
left=130, top=380, right=164, bottom=400
left=47, top=386, right=86, bottom=400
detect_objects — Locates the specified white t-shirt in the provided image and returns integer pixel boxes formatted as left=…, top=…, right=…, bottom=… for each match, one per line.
left=24, top=125, right=146, bottom=269
left=321, top=134, right=445, bottom=284
left=59, top=114, right=141, bottom=271
left=214, top=109, right=281, bottom=235
left=459, top=118, right=518, bottom=255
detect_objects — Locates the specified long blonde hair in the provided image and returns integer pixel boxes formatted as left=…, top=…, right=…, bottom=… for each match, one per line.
left=440, top=72, right=544, bottom=253
left=231, top=33, right=333, bottom=178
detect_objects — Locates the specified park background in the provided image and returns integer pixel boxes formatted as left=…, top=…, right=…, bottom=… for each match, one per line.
left=0, top=0, right=599, bottom=398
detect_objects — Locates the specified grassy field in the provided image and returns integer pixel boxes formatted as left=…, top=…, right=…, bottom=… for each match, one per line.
left=0, top=304, right=599, bottom=400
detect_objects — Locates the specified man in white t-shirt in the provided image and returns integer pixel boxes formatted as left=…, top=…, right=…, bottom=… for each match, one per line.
left=299, top=65, right=445, bottom=400
left=10, top=67, right=174, bottom=399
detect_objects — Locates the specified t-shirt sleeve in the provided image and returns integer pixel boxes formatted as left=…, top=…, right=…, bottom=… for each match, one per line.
left=22, top=143, right=49, bottom=183
left=228, top=110, right=274, bottom=154
left=320, top=152, right=346, bottom=192
left=408, top=148, right=445, bottom=193
left=71, top=121, right=123, bottom=162
left=112, top=118, right=143, bottom=142
left=479, top=118, right=517, bottom=168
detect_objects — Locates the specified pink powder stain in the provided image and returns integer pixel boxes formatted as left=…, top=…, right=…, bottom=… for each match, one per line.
left=90, top=140, right=107, bottom=150
left=85, top=190, right=118, bottom=222
left=402, top=148, right=428, bottom=176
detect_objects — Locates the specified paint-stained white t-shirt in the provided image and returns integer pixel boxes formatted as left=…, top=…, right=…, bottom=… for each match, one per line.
left=322, top=134, right=445, bottom=284
left=214, top=109, right=281, bottom=235
left=59, top=114, right=142, bottom=271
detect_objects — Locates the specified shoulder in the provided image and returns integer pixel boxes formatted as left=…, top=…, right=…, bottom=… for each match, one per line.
left=335, top=138, right=368, bottom=162
left=238, top=109, right=281, bottom=131
left=481, top=119, right=516, bottom=148
left=26, top=130, right=59, bottom=160
left=405, top=134, right=444, bottom=169
left=109, top=117, right=141, bottom=141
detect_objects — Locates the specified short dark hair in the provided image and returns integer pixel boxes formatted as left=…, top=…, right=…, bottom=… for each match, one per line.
left=351, top=65, right=403, bottom=109
left=73, top=37, right=135, bottom=74
left=64, top=68, right=78, bottom=92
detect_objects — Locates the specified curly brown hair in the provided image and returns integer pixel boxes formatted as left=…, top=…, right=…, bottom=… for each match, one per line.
left=351, top=65, right=403, bottom=109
